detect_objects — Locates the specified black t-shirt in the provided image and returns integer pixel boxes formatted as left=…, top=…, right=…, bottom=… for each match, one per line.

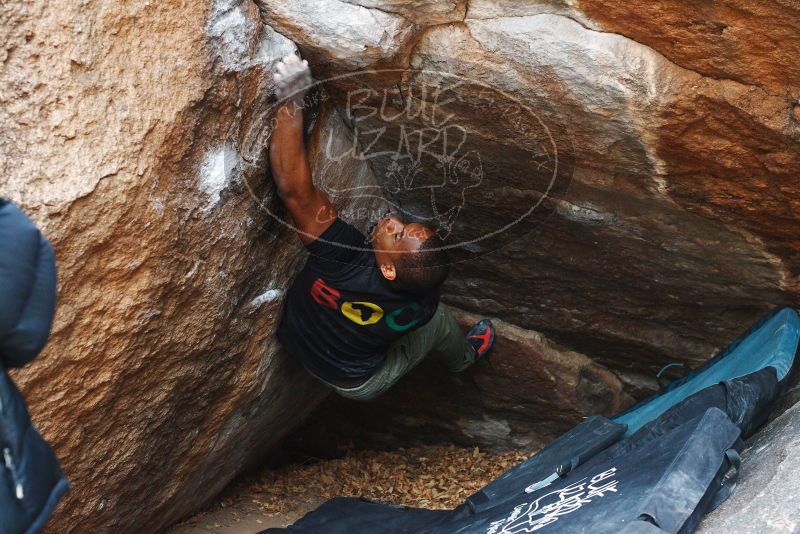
left=277, top=218, right=440, bottom=386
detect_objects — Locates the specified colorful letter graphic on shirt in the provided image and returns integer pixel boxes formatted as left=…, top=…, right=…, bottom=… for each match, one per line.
left=310, top=277, right=427, bottom=330
left=386, top=303, right=422, bottom=332
left=341, top=301, right=384, bottom=325
left=310, top=278, right=340, bottom=310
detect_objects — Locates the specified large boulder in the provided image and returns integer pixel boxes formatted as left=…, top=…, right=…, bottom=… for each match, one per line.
left=0, top=1, right=380, bottom=531
left=3, top=0, right=799, bottom=530
left=258, top=0, right=799, bottom=385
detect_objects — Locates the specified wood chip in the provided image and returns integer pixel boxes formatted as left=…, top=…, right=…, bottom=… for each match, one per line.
left=246, top=445, right=535, bottom=516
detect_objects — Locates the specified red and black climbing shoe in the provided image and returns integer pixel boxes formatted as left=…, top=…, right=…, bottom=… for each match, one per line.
left=466, top=319, right=495, bottom=360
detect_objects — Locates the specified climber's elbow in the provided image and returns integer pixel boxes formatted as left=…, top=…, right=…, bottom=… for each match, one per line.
left=275, top=181, right=300, bottom=201
left=274, top=175, right=313, bottom=204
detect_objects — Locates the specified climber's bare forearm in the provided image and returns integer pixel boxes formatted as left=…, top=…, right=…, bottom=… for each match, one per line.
left=270, top=103, right=312, bottom=198
left=269, top=53, right=335, bottom=244
left=270, top=102, right=336, bottom=245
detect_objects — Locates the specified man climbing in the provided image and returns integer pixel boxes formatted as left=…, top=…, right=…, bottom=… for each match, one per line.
left=269, top=53, right=495, bottom=401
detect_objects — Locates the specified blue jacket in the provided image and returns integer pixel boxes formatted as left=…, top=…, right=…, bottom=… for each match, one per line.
left=0, top=199, right=68, bottom=534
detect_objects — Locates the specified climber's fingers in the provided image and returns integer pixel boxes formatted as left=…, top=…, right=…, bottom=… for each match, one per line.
left=274, top=56, right=310, bottom=83
left=287, top=54, right=306, bottom=69
left=285, top=54, right=309, bottom=72
left=275, top=61, right=289, bottom=77
left=273, top=53, right=312, bottom=103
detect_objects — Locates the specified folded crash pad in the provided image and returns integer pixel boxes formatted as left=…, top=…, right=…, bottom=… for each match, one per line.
left=463, top=364, right=781, bottom=518
left=262, top=408, right=743, bottom=534
left=261, top=307, right=800, bottom=534
left=613, top=306, right=800, bottom=436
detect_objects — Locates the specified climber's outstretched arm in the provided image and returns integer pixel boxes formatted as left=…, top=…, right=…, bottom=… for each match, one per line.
left=269, top=54, right=336, bottom=245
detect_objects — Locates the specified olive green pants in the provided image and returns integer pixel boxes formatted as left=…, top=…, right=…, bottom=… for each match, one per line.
left=330, top=303, right=475, bottom=401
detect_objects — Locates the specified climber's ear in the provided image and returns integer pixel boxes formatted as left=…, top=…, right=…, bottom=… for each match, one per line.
left=380, top=262, right=397, bottom=281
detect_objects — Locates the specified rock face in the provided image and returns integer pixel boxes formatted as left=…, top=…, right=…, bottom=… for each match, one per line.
left=698, top=392, right=800, bottom=533
left=2, top=0, right=799, bottom=532
left=288, top=309, right=633, bottom=453
left=258, top=0, right=800, bottom=382
left=257, top=0, right=800, bottom=485
left=0, top=1, right=382, bottom=531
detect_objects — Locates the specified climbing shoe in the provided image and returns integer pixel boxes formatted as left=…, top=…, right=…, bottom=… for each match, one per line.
left=466, top=319, right=495, bottom=360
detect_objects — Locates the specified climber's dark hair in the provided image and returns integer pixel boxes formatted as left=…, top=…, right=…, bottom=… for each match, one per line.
left=394, top=234, right=450, bottom=295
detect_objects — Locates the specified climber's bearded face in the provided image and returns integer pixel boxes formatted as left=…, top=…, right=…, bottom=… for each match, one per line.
left=370, top=214, right=434, bottom=281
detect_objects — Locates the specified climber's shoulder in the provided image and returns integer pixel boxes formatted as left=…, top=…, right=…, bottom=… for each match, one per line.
left=304, top=217, right=369, bottom=266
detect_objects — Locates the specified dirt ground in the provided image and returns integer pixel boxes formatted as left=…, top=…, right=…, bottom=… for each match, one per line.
left=167, top=445, right=533, bottom=534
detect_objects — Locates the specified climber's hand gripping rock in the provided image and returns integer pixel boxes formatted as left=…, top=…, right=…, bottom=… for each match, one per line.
left=272, top=53, right=312, bottom=106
